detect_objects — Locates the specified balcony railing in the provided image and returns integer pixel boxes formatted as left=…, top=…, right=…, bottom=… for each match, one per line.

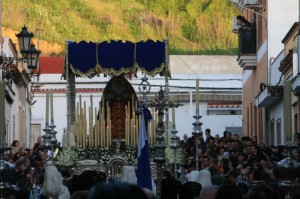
left=238, top=25, right=257, bottom=56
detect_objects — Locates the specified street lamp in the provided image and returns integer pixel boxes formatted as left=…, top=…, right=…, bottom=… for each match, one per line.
left=0, top=26, right=41, bottom=72
left=16, top=25, right=34, bottom=55
left=26, top=44, right=41, bottom=69
left=16, top=26, right=41, bottom=70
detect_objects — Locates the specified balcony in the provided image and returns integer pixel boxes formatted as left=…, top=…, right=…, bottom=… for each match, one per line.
left=237, top=25, right=257, bottom=70
left=256, top=85, right=283, bottom=107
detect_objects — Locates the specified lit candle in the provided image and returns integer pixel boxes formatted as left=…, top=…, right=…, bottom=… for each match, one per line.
left=50, top=92, right=54, bottom=124
left=196, top=78, right=199, bottom=112
left=89, top=106, right=93, bottom=147
left=106, top=125, right=109, bottom=147
left=131, top=94, right=134, bottom=115
left=101, top=103, right=105, bottom=146
left=125, top=105, right=128, bottom=144
left=90, top=95, right=93, bottom=146
left=99, top=101, right=102, bottom=146
left=131, top=119, right=134, bottom=146
left=147, top=122, right=151, bottom=141
left=172, top=96, right=175, bottom=128
left=45, top=92, right=49, bottom=126
left=153, top=118, right=156, bottom=144
left=95, top=107, right=98, bottom=147
left=109, top=119, right=112, bottom=146
left=83, top=101, right=87, bottom=148
left=76, top=102, right=80, bottom=147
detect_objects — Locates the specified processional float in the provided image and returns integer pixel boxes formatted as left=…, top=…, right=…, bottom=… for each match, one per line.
left=58, top=39, right=180, bottom=198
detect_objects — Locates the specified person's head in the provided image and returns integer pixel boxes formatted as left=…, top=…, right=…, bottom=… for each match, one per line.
left=199, top=185, right=218, bottom=199
left=70, top=190, right=89, bottom=199
left=87, top=181, right=148, bottom=199
left=187, top=156, right=195, bottom=165
left=233, top=134, right=240, bottom=141
left=205, top=129, right=211, bottom=136
left=214, top=184, right=242, bottom=199
left=37, top=136, right=43, bottom=144
left=236, top=15, right=244, bottom=24
left=201, top=156, right=210, bottom=168
left=11, top=140, right=19, bottom=147
left=292, top=149, right=300, bottom=161
left=250, top=145, right=257, bottom=154
left=183, top=134, right=188, bottom=140
left=226, top=132, right=231, bottom=139
left=61, top=168, right=72, bottom=179
left=142, top=188, right=155, bottom=199
left=238, top=153, right=247, bottom=163
left=161, top=170, right=172, bottom=180
left=246, top=184, right=280, bottom=199
left=294, top=133, right=300, bottom=145
left=218, top=147, right=225, bottom=155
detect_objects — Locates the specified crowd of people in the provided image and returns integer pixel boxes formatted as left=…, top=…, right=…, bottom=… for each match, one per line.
left=1, top=130, right=300, bottom=199
left=159, top=129, right=300, bottom=199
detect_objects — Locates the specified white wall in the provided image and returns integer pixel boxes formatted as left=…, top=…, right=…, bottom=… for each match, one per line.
left=269, top=100, right=284, bottom=145
left=31, top=93, right=243, bottom=144
left=31, top=55, right=243, bottom=144
left=268, top=0, right=299, bottom=60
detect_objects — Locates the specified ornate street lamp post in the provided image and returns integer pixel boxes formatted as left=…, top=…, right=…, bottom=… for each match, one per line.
left=149, top=87, right=167, bottom=198
left=192, top=79, right=203, bottom=171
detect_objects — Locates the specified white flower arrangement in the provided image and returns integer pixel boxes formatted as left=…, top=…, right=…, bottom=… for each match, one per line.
left=123, top=146, right=136, bottom=163
left=165, top=146, right=184, bottom=165
left=54, top=147, right=79, bottom=167
left=99, top=146, right=110, bottom=164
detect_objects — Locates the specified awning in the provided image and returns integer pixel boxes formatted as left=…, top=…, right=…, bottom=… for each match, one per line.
left=66, top=40, right=166, bottom=77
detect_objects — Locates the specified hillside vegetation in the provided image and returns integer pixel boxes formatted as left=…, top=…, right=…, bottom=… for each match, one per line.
left=2, top=0, right=239, bottom=55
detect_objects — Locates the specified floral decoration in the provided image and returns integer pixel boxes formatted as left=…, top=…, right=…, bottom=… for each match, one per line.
left=123, top=146, right=136, bottom=163
left=165, top=146, right=184, bottom=165
left=54, top=147, right=79, bottom=167
left=99, top=146, right=110, bottom=164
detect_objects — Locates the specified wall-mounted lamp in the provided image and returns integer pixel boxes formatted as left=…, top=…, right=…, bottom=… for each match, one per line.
left=15, top=26, right=41, bottom=69
left=0, top=26, right=41, bottom=87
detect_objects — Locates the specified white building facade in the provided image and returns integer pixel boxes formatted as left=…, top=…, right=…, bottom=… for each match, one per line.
left=31, top=55, right=243, bottom=145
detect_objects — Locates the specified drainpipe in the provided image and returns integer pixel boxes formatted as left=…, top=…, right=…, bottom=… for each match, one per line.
left=298, top=1, right=300, bottom=75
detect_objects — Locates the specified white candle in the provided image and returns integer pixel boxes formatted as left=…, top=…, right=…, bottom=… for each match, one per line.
left=196, top=78, right=199, bottom=112
left=50, top=92, right=54, bottom=124
left=45, top=92, right=49, bottom=126
left=83, top=102, right=87, bottom=147
left=172, top=96, right=175, bottom=128
left=95, top=107, right=98, bottom=147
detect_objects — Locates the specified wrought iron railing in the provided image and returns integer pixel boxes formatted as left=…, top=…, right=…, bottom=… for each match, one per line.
left=238, top=25, right=257, bottom=56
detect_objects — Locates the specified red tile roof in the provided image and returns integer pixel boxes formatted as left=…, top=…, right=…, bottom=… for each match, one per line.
left=39, top=57, right=64, bottom=74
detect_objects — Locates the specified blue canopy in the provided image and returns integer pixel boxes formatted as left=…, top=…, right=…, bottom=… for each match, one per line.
left=67, top=40, right=166, bottom=77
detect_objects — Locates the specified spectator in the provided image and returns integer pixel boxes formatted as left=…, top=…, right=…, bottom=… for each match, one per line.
left=205, top=129, right=214, bottom=144
left=215, top=183, right=242, bottom=199
left=180, top=134, right=188, bottom=146
left=199, top=185, right=219, bottom=199
left=87, top=181, right=148, bottom=199
left=233, top=15, right=252, bottom=34
left=10, top=140, right=20, bottom=156
left=161, top=170, right=181, bottom=199
left=32, top=136, right=43, bottom=152
left=246, top=184, right=280, bottom=199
